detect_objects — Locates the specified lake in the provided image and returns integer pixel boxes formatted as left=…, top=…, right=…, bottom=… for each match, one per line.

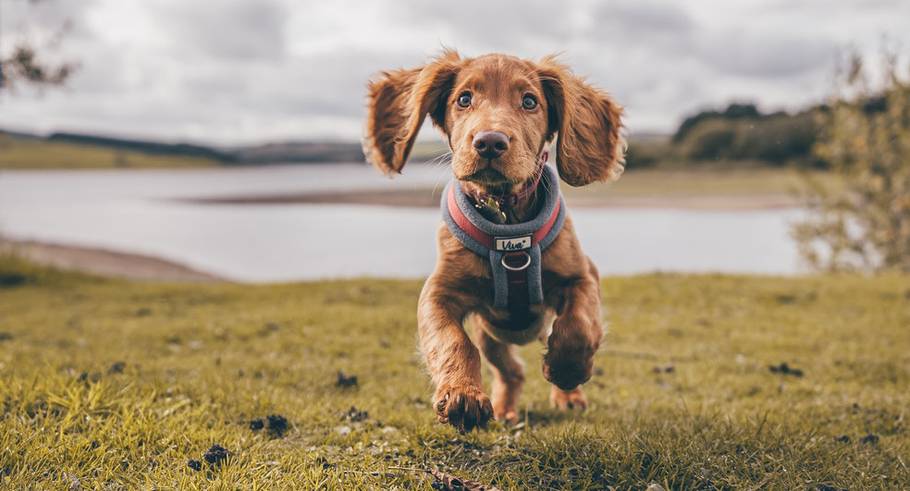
left=0, top=164, right=806, bottom=281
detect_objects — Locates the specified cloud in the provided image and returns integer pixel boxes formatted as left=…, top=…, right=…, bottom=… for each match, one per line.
left=393, top=0, right=579, bottom=55
left=591, top=1, right=694, bottom=40
left=148, top=0, right=289, bottom=61
left=695, top=31, right=837, bottom=78
left=1, top=0, right=97, bottom=38
left=2, top=0, right=909, bottom=141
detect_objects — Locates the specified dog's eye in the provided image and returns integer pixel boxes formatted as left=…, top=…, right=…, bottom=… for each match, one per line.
left=522, top=94, right=538, bottom=110
left=456, top=92, right=472, bottom=108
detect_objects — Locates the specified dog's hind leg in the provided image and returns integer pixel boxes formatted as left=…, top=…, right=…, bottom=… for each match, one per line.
left=550, top=386, right=588, bottom=410
left=473, top=316, right=525, bottom=425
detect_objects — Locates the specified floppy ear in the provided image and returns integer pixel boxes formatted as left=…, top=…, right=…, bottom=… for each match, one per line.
left=537, top=56, right=626, bottom=186
left=363, top=50, right=461, bottom=175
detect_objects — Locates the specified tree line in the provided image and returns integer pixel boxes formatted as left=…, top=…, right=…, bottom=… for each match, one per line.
left=627, top=98, right=894, bottom=169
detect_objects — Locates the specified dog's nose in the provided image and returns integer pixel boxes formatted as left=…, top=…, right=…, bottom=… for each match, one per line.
left=472, top=131, right=509, bottom=159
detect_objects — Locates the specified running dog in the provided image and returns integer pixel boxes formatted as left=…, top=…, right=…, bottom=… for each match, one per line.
left=363, top=51, right=624, bottom=432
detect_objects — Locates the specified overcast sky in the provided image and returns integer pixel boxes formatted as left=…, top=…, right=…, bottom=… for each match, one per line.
left=1, top=0, right=907, bottom=145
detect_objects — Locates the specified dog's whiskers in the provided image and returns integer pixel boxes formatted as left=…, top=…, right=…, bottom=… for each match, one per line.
left=425, top=150, right=452, bottom=168
left=542, top=167, right=554, bottom=196
left=426, top=150, right=453, bottom=197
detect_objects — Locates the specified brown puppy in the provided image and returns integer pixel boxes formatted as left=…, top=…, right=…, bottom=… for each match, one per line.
left=363, top=51, right=625, bottom=432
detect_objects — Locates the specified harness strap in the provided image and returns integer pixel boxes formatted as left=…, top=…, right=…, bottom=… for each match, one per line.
left=504, top=252, right=531, bottom=312
left=442, top=164, right=566, bottom=317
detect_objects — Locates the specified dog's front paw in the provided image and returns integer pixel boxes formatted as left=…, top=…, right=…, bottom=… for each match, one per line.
left=434, top=383, right=493, bottom=433
left=543, top=329, right=596, bottom=391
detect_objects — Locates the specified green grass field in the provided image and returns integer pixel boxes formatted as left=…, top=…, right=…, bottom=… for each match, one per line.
left=0, top=134, right=217, bottom=169
left=1, top=256, right=908, bottom=489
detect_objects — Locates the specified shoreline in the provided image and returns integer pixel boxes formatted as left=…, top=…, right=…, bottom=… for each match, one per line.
left=0, top=238, right=224, bottom=283
left=180, top=188, right=801, bottom=210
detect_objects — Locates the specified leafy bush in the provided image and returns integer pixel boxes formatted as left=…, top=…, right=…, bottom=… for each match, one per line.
left=624, top=137, right=673, bottom=168
left=674, top=107, right=820, bottom=165
left=793, top=53, right=910, bottom=272
left=673, top=103, right=760, bottom=143
left=676, top=119, right=737, bottom=161
left=730, top=112, right=820, bottom=165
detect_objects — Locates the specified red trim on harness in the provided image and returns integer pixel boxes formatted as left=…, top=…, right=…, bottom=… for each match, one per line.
left=447, top=186, right=494, bottom=249
left=533, top=197, right=561, bottom=245
left=446, top=183, right=560, bottom=249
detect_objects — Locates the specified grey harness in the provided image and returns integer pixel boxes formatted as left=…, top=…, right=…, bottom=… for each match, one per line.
left=441, top=165, right=566, bottom=310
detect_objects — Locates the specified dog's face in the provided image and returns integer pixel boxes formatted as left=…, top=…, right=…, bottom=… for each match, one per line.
left=363, top=51, right=625, bottom=191
left=443, top=55, right=550, bottom=191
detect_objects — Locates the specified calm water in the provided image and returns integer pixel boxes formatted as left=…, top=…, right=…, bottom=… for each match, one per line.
left=0, top=164, right=805, bottom=281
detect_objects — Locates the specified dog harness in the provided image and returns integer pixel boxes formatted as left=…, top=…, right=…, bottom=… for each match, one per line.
left=442, top=164, right=566, bottom=311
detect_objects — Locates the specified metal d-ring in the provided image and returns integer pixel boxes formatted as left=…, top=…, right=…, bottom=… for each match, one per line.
left=501, top=251, right=532, bottom=271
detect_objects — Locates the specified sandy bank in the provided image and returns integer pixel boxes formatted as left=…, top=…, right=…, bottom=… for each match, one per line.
left=180, top=188, right=800, bottom=210
left=1, top=238, right=223, bottom=282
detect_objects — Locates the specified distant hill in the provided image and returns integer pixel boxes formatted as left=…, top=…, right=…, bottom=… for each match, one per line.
left=45, top=132, right=371, bottom=164
left=0, top=127, right=703, bottom=171
left=2, top=97, right=851, bottom=170
left=48, top=132, right=234, bottom=163
left=0, top=131, right=220, bottom=169
left=48, top=132, right=379, bottom=164
left=0, top=129, right=375, bottom=168
left=0, top=128, right=464, bottom=169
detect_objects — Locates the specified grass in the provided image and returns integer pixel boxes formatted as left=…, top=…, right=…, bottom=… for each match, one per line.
left=0, top=256, right=908, bottom=489
left=0, top=134, right=217, bottom=169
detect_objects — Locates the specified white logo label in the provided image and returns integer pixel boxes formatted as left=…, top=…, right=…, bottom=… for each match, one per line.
left=495, top=236, right=532, bottom=251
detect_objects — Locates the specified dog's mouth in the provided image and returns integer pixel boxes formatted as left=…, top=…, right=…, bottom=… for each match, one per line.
left=462, top=168, right=516, bottom=193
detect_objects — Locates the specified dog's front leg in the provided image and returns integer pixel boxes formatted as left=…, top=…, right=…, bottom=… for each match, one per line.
left=543, top=267, right=603, bottom=402
left=418, top=284, right=493, bottom=432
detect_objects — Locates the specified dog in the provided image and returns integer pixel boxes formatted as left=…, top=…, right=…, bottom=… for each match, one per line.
left=363, top=51, right=625, bottom=432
